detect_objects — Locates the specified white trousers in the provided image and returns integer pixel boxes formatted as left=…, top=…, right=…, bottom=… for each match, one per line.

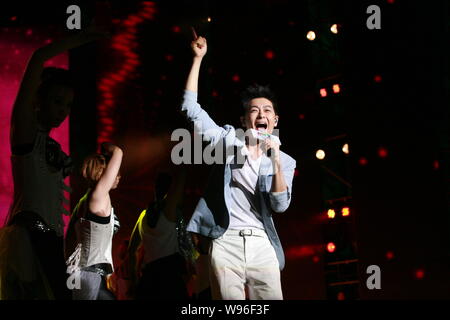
left=209, top=228, right=283, bottom=300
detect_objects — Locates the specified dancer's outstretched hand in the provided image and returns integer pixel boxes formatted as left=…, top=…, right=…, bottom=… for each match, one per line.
left=191, top=27, right=207, bottom=58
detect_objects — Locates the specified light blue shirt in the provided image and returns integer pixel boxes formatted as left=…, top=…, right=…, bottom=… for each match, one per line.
left=182, top=90, right=296, bottom=270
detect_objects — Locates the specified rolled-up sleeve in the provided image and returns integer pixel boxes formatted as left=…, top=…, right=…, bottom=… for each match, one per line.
left=269, top=159, right=296, bottom=213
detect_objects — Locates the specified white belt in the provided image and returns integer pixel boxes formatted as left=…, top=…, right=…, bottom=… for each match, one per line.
left=225, top=228, right=268, bottom=238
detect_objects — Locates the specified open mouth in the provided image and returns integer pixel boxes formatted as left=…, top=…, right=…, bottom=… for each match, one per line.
left=255, top=123, right=268, bottom=132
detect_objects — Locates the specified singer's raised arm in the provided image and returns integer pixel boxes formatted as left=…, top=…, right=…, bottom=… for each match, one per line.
left=181, top=30, right=227, bottom=147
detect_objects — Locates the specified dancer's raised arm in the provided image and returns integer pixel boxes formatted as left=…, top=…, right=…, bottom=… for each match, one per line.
left=89, top=143, right=123, bottom=217
left=11, top=23, right=109, bottom=147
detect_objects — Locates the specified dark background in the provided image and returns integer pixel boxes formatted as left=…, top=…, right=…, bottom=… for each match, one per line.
left=1, top=0, right=449, bottom=299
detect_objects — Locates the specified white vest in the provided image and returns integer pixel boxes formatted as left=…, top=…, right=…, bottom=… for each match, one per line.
left=66, top=192, right=115, bottom=274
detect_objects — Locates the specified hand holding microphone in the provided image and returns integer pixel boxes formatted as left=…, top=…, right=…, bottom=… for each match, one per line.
left=262, top=136, right=281, bottom=161
left=247, top=129, right=281, bottom=160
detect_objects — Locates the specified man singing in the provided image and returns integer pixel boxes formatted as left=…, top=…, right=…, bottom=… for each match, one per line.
left=181, top=30, right=296, bottom=300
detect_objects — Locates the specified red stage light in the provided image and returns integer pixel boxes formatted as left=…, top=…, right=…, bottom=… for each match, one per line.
left=433, top=160, right=439, bottom=170
left=110, top=74, right=125, bottom=81
left=172, top=25, right=181, bottom=33
left=327, top=242, right=336, bottom=253
left=378, top=147, right=388, bottom=158
left=285, top=245, right=316, bottom=259
left=127, top=59, right=140, bottom=65
left=359, top=157, right=368, bottom=166
left=319, top=88, right=327, bottom=97
left=312, top=256, right=320, bottom=263
left=415, top=269, right=425, bottom=279
left=265, top=50, right=274, bottom=60
left=298, top=114, right=305, bottom=120
left=386, top=251, right=394, bottom=260
left=232, top=74, right=240, bottom=82
left=294, top=169, right=299, bottom=177
left=374, top=75, right=382, bottom=83
left=212, top=90, right=219, bottom=97
left=100, top=118, right=114, bottom=125
left=139, top=12, right=153, bottom=19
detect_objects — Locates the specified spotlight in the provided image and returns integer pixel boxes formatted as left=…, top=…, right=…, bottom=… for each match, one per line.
left=327, top=209, right=336, bottom=219
left=316, top=149, right=326, bottom=160
left=319, top=88, right=327, bottom=97
left=330, top=24, right=338, bottom=34
left=342, top=207, right=350, bottom=217
left=332, top=84, right=340, bottom=94
left=327, top=242, right=336, bottom=253
left=207, top=17, right=212, bottom=22
left=307, top=31, right=316, bottom=41
left=342, top=143, right=349, bottom=154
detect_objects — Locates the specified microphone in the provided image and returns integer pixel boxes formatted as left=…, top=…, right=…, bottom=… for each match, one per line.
left=247, top=129, right=281, bottom=157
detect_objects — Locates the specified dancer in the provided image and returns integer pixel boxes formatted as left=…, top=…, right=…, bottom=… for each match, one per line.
left=128, top=168, right=197, bottom=300
left=182, top=30, right=296, bottom=300
left=0, top=26, right=107, bottom=300
left=64, top=143, right=122, bottom=300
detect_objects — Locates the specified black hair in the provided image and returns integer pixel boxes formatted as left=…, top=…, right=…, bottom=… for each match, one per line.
left=240, top=84, right=278, bottom=115
left=154, top=172, right=172, bottom=200
left=147, top=172, right=173, bottom=228
left=36, top=67, right=75, bottom=101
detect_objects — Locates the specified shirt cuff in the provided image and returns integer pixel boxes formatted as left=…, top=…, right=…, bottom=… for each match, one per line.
left=269, top=190, right=290, bottom=205
left=184, top=90, right=198, bottom=101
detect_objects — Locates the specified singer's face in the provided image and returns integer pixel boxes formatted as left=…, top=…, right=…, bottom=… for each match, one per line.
left=243, top=98, right=279, bottom=134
